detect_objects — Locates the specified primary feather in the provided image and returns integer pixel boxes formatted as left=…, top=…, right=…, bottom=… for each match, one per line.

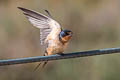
left=18, top=7, right=62, bottom=45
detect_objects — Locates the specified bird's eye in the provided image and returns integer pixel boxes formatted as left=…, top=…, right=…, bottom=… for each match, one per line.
left=67, top=32, right=71, bottom=35
left=66, top=32, right=69, bottom=35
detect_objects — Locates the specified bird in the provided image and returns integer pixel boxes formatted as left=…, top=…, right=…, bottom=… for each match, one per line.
left=18, top=7, right=73, bottom=71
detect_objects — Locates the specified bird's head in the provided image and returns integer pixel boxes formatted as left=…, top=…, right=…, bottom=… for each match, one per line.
left=60, top=30, right=73, bottom=43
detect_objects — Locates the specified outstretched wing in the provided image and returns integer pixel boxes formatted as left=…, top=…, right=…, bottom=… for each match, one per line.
left=18, top=7, right=62, bottom=45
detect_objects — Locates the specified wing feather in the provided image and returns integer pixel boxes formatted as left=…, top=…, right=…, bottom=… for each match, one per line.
left=18, top=7, right=61, bottom=45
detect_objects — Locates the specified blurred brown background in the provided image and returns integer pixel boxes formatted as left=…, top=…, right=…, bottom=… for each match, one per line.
left=0, top=0, right=120, bottom=80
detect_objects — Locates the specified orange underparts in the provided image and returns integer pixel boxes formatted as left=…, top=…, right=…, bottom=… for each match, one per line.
left=61, top=35, right=72, bottom=43
left=47, top=48, right=53, bottom=55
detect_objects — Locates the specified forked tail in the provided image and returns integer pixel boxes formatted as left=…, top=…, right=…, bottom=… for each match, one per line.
left=33, top=53, right=48, bottom=71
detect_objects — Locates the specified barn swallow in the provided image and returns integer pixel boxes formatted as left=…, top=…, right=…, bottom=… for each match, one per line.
left=18, top=7, right=73, bottom=71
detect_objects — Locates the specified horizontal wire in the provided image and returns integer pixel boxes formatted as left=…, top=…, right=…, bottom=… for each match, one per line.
left=0, top=47, right=120, bottom=66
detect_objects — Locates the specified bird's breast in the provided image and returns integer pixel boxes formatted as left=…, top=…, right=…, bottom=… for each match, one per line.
left=47, top=39, right=68, bottom=55
left=46, top=28, right=68, bottom=55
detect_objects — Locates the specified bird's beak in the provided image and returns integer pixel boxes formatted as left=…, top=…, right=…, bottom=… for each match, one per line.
left=69, top=32, right=73, bottom=37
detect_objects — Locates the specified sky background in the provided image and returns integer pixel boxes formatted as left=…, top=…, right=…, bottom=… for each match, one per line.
left=0, top=0, right=120, bottom=80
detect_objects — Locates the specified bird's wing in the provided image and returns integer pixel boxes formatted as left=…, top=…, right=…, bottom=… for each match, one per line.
left=18, top=7, right=62, bottom=45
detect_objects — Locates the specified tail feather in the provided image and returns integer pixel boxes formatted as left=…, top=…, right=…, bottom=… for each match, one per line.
left=33, top=52, right=48, bottom=71
left=33, top=62, right=42, bottom=71
left=42, top=61, right=48, bottom=68
left=44, top=10, right=52, bottom=18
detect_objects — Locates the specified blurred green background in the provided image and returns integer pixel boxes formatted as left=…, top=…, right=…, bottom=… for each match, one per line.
left=0, top=0, right=120, bottom=80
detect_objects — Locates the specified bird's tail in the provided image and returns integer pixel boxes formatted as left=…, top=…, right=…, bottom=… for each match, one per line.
left=42, top=61, right=48, bottom=68
left=33, top=62, right=42, bottom=71
left=33, top=53, right=48, bottom=71
left=33, top=61, right=48, bottom=71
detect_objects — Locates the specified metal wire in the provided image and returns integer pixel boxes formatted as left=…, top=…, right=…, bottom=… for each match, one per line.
left=0, top=47, right=120, bottom=66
